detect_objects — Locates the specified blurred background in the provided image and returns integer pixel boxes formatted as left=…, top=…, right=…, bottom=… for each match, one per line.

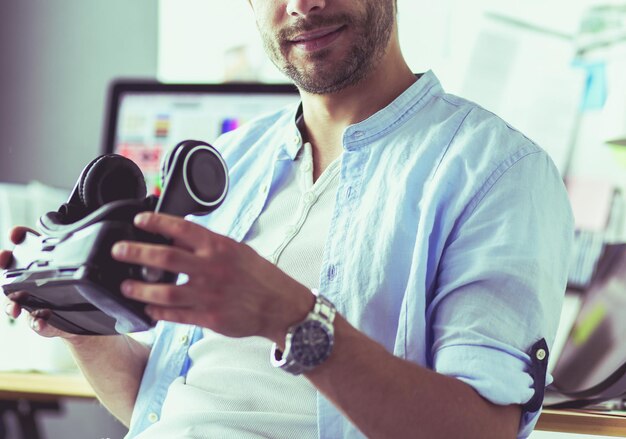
left=1, top=0, right=626, bottom=438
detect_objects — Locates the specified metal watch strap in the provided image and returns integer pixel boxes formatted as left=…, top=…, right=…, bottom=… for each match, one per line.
left=270, top=291, right=336, bottom=375
left=309, top=293, right=336, bottom=324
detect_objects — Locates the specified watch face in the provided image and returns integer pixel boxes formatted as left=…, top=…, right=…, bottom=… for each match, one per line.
left=291, top=320, right=332, bottom=367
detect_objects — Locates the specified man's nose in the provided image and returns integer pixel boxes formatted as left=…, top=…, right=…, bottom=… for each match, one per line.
left=286, top=0, right=327, bottom=17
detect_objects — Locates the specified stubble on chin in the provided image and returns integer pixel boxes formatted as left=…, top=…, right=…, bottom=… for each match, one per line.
left=260, top=2, right=394, bottom=95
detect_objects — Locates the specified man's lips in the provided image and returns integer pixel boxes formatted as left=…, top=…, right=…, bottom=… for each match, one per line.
left=289, top=25, right=346, bottom=52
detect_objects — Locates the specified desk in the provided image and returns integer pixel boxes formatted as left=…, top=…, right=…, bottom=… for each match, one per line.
left=0, top=372, right=95, bottom=401
left=0, top=372, right=95, bottom=439
left=537, top=409, right=626, bottom=437
left=1, top=373, right=626, bottom=437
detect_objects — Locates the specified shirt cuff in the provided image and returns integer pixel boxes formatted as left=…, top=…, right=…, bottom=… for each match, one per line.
left=433, top=343, right=541, bottom=438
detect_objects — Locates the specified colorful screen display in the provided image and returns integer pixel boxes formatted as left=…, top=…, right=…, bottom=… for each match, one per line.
left=112, top=90, right=299, bottom=195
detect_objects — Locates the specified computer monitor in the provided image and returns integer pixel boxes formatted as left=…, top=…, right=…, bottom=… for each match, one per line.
left=103, top=81, right=300, bottom=195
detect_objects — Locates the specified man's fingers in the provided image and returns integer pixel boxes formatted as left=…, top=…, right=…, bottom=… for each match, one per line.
left=3, top=294, right=76, bottom=339
left=5, top=292, right=29, bottom=319
left=27, top=313, right=56, bottom=337
left=111, top=241, right=200, bottom=274
left=133, top=212, right=218, bottom=252
left=9, top=226, right=38, bottom=245
left=120, top=281, right=198, bottom=307
left=0, top=250, right=13, bottom=269
left=28, top=314, right=43, bottom=332
left=5, top=299, right=56, bottom=335
left=3, top=298, right=21, bottom=319
left=1, top=226, right=39, bottom=268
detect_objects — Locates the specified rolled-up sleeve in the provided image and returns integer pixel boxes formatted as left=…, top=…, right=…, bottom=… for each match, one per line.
left=430, top=150, right=574, bottom=437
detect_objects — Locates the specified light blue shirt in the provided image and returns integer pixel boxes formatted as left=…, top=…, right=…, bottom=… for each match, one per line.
left=126, top=71, right=573, bottom=438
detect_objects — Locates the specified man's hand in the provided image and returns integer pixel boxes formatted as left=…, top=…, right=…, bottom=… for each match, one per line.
left=1, top=226, right=81, bottom=340
left=112, top=212, right=315, bottom=343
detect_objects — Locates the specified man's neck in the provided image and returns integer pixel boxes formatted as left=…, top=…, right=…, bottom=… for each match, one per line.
left=298, top=42, right=416, bottom=181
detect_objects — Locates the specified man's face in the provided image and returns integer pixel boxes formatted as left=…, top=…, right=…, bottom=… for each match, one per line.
left=250, top=0, right=395, bottom=95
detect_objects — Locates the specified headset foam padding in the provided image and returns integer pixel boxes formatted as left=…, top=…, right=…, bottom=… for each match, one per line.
left=79, top=155, right=147, bottom=213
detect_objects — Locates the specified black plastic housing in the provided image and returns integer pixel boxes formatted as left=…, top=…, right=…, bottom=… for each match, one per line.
left=3, top=217, right=174, bottom=335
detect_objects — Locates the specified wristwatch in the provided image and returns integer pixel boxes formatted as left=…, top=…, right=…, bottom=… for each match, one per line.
left=270, top=292, right=336, bottom=375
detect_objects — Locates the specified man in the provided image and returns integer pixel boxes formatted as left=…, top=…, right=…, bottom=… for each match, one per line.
left=2, top=0, right=573, bottom=437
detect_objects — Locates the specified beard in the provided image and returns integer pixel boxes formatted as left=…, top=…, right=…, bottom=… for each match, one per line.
left=259, top=1, right=395, bottom=95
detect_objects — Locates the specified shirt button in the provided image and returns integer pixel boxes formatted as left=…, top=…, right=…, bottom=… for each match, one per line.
left=303, top=192, right=317, bottom=205
left=293, top=136, right=301, bottom=145
left=148, top=412, right=159, bottom=423
left=286, top=225, right=298, bottom=236
left=345, top=186, right=354, bottom=199
left=179, top=335, right=189, bottom=345
left=301, top=161, right=312, bottom=173
left=261, top=184, right=269, bottom=194
left=353, top=131, right=365, bottom=138
left=327, top=264, right=337, bottom=281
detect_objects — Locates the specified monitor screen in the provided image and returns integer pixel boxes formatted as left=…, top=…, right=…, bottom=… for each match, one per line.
left=104, top=82, right=300, bottom=195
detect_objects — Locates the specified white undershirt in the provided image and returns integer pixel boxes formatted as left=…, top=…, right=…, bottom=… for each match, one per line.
left=137, top=143, right=341, bottom=439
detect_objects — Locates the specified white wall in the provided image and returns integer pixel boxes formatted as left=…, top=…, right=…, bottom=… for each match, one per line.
left=0, top=0, right=159, bottom=190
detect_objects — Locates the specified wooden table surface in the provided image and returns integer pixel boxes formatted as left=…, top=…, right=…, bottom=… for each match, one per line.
left=537, top=408, right=626, bottom=437
left=1, top=372, right=625, bottom=436
left=0, top=371, right=95, bottom=401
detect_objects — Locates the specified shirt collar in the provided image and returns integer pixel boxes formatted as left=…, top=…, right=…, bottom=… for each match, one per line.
left=341, top=71, right=441, bottom=151
left=280, top=70, right=442, bottom=158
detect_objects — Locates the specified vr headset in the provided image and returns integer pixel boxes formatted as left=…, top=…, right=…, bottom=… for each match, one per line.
left=1, top=140, right=228, bottom=335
